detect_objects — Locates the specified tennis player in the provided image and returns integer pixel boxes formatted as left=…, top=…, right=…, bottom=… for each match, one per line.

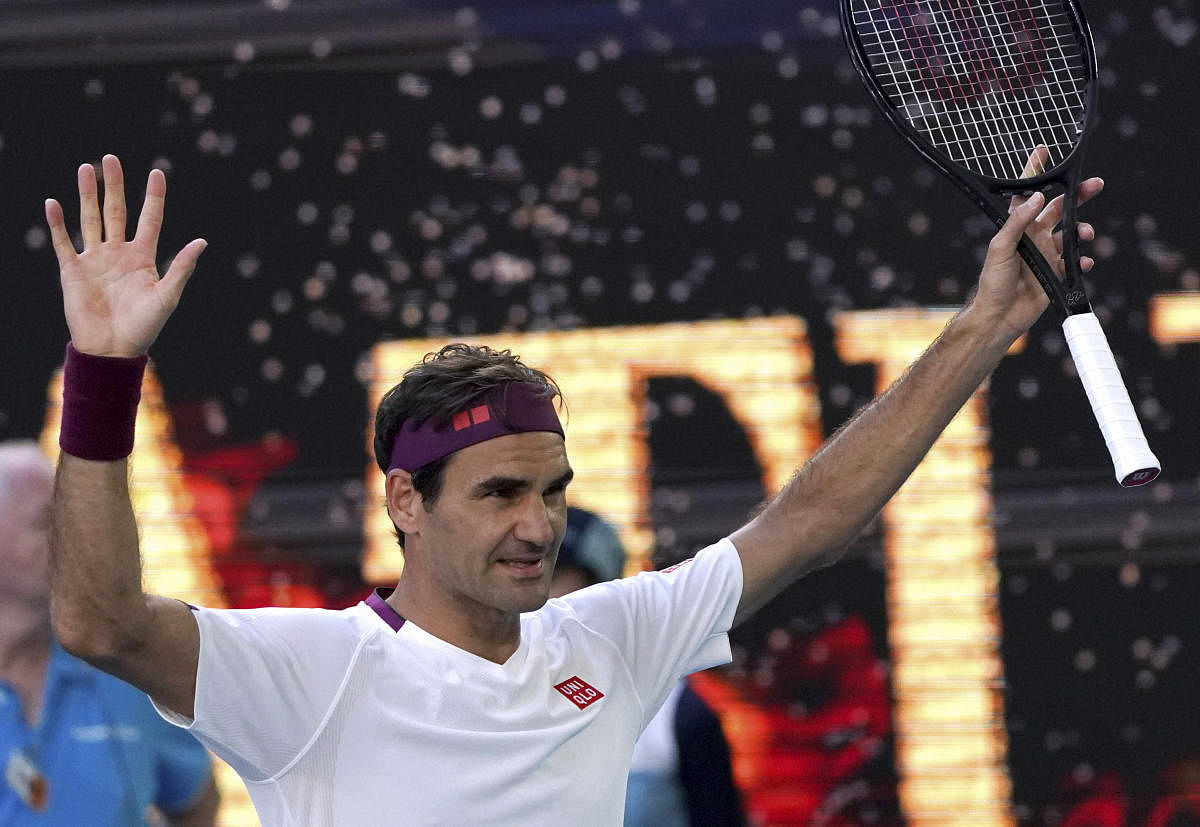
left=43, top=155, right=1100, bottom=824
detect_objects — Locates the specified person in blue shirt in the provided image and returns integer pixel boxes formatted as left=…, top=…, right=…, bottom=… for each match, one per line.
left=0, top=440, right=219, bottom=826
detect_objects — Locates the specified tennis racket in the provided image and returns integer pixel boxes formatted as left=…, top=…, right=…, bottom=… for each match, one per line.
left=839, top=0, right=1160, bottom=487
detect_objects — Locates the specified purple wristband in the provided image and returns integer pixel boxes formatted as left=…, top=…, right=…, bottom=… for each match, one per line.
left=59, top=343, right=148, bottom=461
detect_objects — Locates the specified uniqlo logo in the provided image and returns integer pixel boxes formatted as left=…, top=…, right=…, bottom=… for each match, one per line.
left=554, top=676, right=604, bottom=710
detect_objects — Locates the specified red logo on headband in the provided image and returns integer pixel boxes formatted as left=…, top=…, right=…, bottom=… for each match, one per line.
left=452, top=405, right=492, bottom=431
left=388, top=383, right=563, bottom=473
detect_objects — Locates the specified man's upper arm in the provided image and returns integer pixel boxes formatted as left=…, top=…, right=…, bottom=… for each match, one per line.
left=729, top=505, right=835, bottom=625
left=95, top=594, right=201, bottom=720
left=728, top=308, right=1015, bottom=623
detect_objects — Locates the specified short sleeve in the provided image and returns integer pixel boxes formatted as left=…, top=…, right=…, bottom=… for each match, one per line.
left=561, top=538, right=742, bottom=718
left=156, top=606, right=369, bottom=782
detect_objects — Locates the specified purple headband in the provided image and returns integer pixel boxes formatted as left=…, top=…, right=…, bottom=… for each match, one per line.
left=388, top=383, right=564, bottom=473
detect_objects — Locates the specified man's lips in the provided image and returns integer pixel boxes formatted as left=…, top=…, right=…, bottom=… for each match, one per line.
left=496, top=556, right=548, bottom=576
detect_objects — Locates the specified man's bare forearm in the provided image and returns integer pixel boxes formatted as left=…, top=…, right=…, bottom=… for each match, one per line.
left=50, top=454, right=152, bottom=658
left=732, top=302, right=1016, bottom=619
left=793, top=304, right=1009, bottom=538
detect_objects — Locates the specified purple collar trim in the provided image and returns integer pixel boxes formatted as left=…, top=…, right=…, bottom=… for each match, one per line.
left=365, top=587, right=405, bottom=632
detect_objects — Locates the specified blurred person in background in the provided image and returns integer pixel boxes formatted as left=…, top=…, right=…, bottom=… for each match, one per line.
left=0, top=440, right=219, bottom=826
left=550, top=506, right=744, bottom=827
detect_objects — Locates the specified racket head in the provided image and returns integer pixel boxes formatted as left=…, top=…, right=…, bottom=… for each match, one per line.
left=839, top=0, right=1099, bottom=194
left=840, top=1, right=1161, bottom=486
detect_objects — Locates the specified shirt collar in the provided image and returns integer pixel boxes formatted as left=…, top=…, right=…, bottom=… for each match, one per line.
left=365, top=587, right=406, bottom=632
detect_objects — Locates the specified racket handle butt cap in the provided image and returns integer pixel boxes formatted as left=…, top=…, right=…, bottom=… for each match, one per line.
left=1117, top=461, right=1160, bottom=488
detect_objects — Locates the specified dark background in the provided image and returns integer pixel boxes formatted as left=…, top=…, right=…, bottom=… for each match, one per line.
left=2, top=1, right=1198, bottom=822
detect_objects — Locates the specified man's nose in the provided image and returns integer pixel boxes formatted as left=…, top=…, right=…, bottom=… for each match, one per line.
left=514, top=495, right=554, bottom=546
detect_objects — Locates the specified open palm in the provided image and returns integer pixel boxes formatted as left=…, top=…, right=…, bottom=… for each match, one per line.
left=45, top=155, right=206, bottom=358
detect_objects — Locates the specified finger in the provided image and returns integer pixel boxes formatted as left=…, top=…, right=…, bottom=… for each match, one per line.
left=1041, top=193, right=1101, bottom=243
left=1051, top=223, right=1096, bottom=268
left=44, top=198, right=79, bottom=269
left=1008, top=146, right=1050, bottom=214
left=158, top=238, right=208, bottom=308
left=1036, top=178, right=1099, bottom=243
left=101, top=155, right=127, bottom=243
left=1049, top=221, right=1092, bottom=248
left=995, top=190, right=1046, bottom=248
left=77, top=163, right=102, bottom=248
left=1076, top=176, right=1104, bottom=208
left=133, top=168, right=167, bottom=249
left=1036, top=191, right=1073, bottom=230
left=1041, top=179, right=1105, bottom=228
left=1019, top=145, right=1049, bottom=179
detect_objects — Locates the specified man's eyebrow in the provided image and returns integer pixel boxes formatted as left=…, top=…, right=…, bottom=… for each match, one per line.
left=473, top=476, right=529, bottom=496
left=472, top=468, right=573, bottom=496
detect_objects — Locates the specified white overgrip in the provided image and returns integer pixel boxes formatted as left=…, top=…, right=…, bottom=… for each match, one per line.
left=1062, top=312, right=1161, bottom=487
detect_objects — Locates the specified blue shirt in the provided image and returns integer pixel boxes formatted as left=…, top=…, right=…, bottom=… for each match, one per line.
left=1, top=642, right=212, bottom=825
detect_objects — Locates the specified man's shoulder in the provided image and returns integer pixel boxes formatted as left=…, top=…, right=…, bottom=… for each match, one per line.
left=194, top=599, right=371, bottom=622
left=192, top=600, right=381, bottom=650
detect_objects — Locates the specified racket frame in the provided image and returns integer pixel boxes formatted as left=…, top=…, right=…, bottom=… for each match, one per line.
left=838, top=0, right=1160, bottom=486
left=839, top=0, right=1099, bottom=315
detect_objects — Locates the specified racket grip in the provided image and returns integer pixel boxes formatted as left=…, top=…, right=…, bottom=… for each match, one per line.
left=1062, top=313, right=1161, bottom=487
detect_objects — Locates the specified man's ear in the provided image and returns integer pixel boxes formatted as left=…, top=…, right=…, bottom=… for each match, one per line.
left=385, top=469, right=422, bottom=536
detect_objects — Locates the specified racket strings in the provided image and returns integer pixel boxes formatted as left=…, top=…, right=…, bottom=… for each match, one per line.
left=853, top=0, right=1088, bottom=180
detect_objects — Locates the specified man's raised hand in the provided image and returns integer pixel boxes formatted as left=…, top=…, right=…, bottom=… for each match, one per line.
left=45, top=154, right=206, bottom=358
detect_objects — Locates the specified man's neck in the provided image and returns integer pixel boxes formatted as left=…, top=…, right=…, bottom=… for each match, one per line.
left=385, top=580, right=521, bottom=665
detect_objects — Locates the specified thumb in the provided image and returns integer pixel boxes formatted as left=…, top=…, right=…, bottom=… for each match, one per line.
left=159, top=238, right=207, bottom=308
left=993, top=191, right=1044, bottom=254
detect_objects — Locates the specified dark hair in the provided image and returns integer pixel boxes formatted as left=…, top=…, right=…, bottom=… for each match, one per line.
left=373, top=343, right=563, bottom=544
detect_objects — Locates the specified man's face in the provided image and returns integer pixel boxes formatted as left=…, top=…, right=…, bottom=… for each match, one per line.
left=0, top=464, right=54, bottom=605
left=406, top=430, right=573, bottom=618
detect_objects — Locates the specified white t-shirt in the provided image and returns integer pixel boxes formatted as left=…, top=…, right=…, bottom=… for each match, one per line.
left=628, top=679, right=684, bottom=774
left=158, top=538, right=742, bottom=826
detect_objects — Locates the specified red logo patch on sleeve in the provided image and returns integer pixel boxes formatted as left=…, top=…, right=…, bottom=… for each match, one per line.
left=660, top=557, right=694, bottom=574
left=554, top=676, right=604, bottom=710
